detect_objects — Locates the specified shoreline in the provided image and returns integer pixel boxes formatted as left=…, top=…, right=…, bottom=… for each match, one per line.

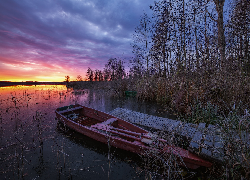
left=0, top=81, right=66, bottom=87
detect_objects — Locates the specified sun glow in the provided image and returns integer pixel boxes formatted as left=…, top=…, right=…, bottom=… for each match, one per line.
left=0, top=58, right=88, bottom=82
left=23, top=67, right=34, bottom=71
left=0, top=74, right=66, bottom=82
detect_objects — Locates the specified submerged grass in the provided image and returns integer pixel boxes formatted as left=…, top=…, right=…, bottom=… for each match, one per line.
left=1, top=85, right=166, bottom=179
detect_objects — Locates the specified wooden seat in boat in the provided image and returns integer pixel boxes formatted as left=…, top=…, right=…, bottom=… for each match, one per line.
left=60, top=106, right=83, bottom=114
left=141, top=138, right=153, bottom=145
left=100, top=118, right=117, bottom=125
left=91, top=118, right=117, bottom=130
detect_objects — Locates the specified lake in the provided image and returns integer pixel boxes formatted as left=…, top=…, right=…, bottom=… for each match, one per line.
left=0, top=85, right=173, bottom=180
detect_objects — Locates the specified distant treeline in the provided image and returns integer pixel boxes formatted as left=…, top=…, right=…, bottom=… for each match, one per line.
left=0, top=81, right=66, bottom=87
left=85, top=58, right=126, bottom=81
left=64, top=58, right=126, bottom=82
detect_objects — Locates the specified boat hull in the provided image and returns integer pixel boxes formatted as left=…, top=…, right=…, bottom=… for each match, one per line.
left=55, top=104, right=213, bottom=169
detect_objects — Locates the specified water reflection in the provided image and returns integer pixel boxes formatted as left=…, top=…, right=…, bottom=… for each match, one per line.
left=56, top=122, right=145, bottom=178
left=0, top=85, right=167, bottom=179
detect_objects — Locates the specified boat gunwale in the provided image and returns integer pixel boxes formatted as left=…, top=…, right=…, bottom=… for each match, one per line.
left=55, top=104, right=213, bottom=169
left=56, top=108, right=149, bottom=147
left=56, top=104, right=148, bottom=133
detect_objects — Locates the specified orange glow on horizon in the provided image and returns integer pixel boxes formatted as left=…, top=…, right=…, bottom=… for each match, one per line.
left=0, top=74, right=87, bottom=82
left=0, top=76, right=64, bottom=82
left=1, top=66, right=87, bottom=82
left=0, top=60, right=88, bottom=82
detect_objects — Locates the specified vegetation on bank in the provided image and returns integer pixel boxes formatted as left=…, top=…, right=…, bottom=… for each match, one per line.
left=66, top=0, right=250, bottom=119
left=66, top=63, right=250, bottom=179
left=65, top=0, right=250, bottom=178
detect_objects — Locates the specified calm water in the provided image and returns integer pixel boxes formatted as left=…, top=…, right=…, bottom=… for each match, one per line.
left=0, top=85, right=171, bottom=180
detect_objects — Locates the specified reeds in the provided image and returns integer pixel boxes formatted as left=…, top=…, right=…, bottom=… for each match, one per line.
left=82, top=65, right=250, bottom=178
left=1, top=85, right=152, bottom=179
left=219, top=108, right=250, bottom=179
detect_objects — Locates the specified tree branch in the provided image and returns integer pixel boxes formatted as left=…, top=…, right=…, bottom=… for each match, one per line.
left=206, top=9, right=217, bottom=22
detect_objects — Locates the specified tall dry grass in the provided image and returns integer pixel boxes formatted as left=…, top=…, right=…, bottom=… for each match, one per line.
left=124, top=69, right=250, bottom=118
left=69, top=62, right=250, bottom=179
left=111, top=67, right=250, bottom=179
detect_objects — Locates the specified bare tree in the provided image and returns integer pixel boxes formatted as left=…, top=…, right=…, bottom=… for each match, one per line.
left=227, top=0, right=250, bottom=74
left=132, top=13, right=152, bottom=73
left=212, top=0, right=226, bottom=68
left=76, top=75, right=83, bottom=81
left=94, top=70, right=99, bottom=81
left=65, top=75, right=70, bottom=82
left=104, top=58, right=125, bottom=81
left=86, top=67, right=93, bottom=82
left=151, top=0, right=174, bottom=77
left=98, top=70, right=104, bottom=81
left=103, top=68, right=111, bottom=81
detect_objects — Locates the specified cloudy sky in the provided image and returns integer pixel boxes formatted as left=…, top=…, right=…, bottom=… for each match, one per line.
left=0, top=0, right=153, bottom=82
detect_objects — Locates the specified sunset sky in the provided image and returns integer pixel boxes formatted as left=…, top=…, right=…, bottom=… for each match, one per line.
left=0, top=0, right=153, bottom=82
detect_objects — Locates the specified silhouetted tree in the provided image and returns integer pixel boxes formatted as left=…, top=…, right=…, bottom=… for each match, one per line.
left=103, top=68, right=111, bottom=81
left=151, top=0, right=173, bottom=77
left=76, top=75, right=83, bottom=81
left=65, top=75, right=70, bottom=82
left=212, top=0, right=226, bottom=68
left=131, top=13, right=152, bottom=74
left=104, top=58, right=125, bottom=81
left=94, top=69, right=99, bottom=81
left=98, top=70, right=104, bottom=81
left=86, top=67, right=93, bottom=81
left=227, top=0, right=250, bottom=74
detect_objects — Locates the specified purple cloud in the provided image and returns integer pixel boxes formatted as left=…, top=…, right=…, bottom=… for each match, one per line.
left=0, top=0, right=153, bottom=81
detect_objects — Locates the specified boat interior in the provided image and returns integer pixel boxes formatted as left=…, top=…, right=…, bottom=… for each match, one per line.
left=60, top=107, right=127, bottom=130
left=62, top=109, right=102, bottom=127
left=56, top=105, right=213, bottom=169
left=58, top=105, right=151, bottom=144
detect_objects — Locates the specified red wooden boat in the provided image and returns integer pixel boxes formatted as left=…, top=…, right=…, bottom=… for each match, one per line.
left=55, top=104, right=212, bottom=169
